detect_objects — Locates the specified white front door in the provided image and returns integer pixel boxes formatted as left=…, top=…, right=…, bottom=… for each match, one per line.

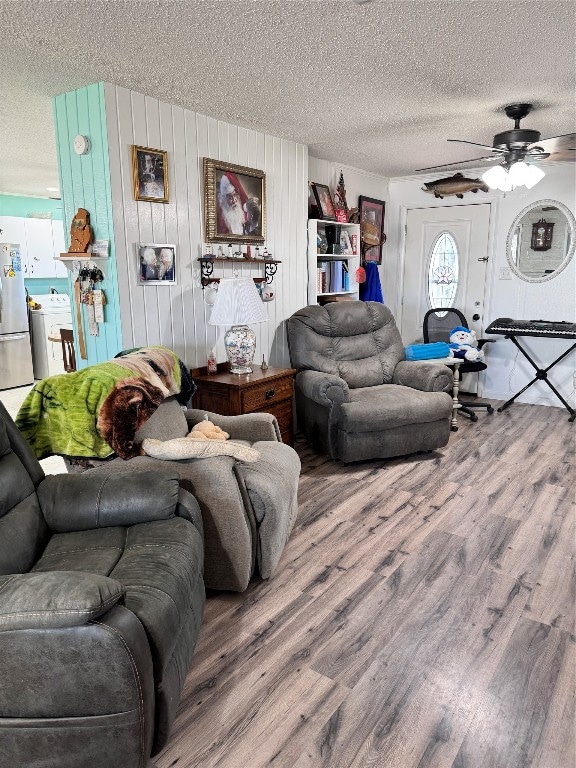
left=401, top=204, right=491, bottom=346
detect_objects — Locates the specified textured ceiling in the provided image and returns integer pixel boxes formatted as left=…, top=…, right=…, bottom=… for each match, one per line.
left=0, top=0, right=574, bottom=198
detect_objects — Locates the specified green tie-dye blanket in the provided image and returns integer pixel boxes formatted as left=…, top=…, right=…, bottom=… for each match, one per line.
left=16, top=347, right=183, bottom=460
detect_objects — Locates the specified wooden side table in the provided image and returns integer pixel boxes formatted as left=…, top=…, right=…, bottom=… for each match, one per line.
left=419, top=356, right=463, bottom=431
left=191, top=367, right=296, bottom=445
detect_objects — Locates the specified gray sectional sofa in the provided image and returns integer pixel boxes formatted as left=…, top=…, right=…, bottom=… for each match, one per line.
left=0, top=400, right=205, bottom=768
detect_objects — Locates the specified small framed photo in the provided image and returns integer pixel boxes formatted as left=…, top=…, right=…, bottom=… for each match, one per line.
left=136, top=244, right=176, bottom=285
left=311, top=182, right=336, bottom=221
left=359, top=195, right=386, bottom=264
left=340, top=230, right=352, bottom=254
left=90, top=240, right=109, bottom=258
left=204, top=158, right=266, bottom=244
left=132, top=145, right=169, bottom=203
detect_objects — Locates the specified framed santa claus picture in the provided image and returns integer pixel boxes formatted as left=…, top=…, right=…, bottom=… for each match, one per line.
left=204, top=158, right=266, bottom=244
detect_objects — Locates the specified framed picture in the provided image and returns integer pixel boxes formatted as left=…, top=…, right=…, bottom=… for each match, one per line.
left=204, top=158, right=266, bottom=244
left=359, top=195, right=386, bottom=264
left=132, top=146, right=169, bottom=203
left=90, top=240, right=109, bottom=258
left=340, top=230, right=353, bottom=255
left=311, top=182, right=336, bottom=221
left=136, top=244, right=176, bottom=285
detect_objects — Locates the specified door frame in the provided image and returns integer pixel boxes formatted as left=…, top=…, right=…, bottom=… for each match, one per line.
left=395, top=196, right=501, bottom=340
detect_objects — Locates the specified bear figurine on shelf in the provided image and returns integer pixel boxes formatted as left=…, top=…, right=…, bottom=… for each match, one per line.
left=449, top=326, right=485, bottom=362
left=68, top=208, right=93, bottom=253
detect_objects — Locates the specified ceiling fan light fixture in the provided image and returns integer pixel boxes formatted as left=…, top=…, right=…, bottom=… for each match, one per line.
left=508, top=161, right=530, bottom=186
left=482, top=165, right=509, bottom=190
left=482, top=160, right=545, bottom=192
left=499, top=171, right=514, bottom=192
left=523, top=163, right=546, bottom=189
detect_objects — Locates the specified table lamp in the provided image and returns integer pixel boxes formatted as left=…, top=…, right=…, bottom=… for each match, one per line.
left=208, top=278, right=268, bottom=374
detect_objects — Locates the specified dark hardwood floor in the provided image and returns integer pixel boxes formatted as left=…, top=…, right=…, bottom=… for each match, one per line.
left=156, top=401, right=575, bottom=768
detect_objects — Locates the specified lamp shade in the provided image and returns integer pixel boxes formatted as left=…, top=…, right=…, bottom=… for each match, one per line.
left=524, top=164, right=545, bottom=189
left=482, top=165, right=509, bottom=190
left=508, top=161, right=530, bottom=186
left=208, top=278, right=269, bottom=326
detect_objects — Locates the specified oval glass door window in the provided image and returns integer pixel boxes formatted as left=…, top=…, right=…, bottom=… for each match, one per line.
left=428, top=232, right=459, bottom=311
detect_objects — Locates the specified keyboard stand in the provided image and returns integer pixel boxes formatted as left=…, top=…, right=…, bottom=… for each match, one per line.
left=497, top=334, right=576, bottom=422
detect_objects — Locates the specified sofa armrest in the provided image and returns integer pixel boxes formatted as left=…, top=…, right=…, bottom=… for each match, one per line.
left=175, top=487, right=204, bottom=537
left=295, top=370, right=350, bottom=406
left=185, top=409, right=281, bottom=442
left=0, top=572, right=124, bottom=631
left=392, top=360, right=453, bottom=393
left=38, top=470, right=179, bottom=532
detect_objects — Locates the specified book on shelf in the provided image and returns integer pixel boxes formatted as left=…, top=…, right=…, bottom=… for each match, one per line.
left=343, top=262, right=350, bottom=291
left=317, top=260, right=350, bottom=294
left=317, top=265, right=326, bottom=294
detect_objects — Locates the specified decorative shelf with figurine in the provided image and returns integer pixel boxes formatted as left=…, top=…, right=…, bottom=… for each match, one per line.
left=55, top=209, right=108, bottom=274
left=198, top=255, right=281, bottom=289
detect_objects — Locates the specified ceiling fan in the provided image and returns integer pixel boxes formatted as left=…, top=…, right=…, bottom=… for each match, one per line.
left=417, top=103, right=575, bottom=190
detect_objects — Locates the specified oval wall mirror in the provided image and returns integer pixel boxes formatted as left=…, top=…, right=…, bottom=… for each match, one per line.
left=506, top=199, right=576, bottom=282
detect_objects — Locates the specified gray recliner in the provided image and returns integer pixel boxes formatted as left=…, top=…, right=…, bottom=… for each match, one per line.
left=0, top=400, right=205, bottom=768
left=287, top=302, right=454, bottom=462
left=77, top=401, right=301, bottom=593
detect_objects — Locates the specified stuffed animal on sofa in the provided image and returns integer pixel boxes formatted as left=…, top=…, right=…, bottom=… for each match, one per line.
left=449, top=326, right=485, bottom=362
left=188, top=419, right=230, bottom=441
left=141, top=417, right=259, bottom=461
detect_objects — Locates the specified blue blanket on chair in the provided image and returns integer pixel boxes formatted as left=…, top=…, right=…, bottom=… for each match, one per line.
left=405, top=342, right=450, bottom=360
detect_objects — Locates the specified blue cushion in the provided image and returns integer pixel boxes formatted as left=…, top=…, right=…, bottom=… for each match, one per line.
left=405, top=342, right=450, bottom=360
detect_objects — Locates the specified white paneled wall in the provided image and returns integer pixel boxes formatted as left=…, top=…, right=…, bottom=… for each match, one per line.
left=308, top=157, right=389, bottom=211
left=104, top=83, right=308, bottom=369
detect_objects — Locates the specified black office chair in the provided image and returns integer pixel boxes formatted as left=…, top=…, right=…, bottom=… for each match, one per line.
left=423, top=308, right=494, bottom=422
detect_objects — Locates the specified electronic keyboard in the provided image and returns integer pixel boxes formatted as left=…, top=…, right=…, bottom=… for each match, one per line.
left=486, top=318, right=576, bottom=339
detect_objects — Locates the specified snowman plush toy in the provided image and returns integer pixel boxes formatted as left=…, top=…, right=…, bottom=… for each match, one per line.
left=448, top=325, right=485, bottom=362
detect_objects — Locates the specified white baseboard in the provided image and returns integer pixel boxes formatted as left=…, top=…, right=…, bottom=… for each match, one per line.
left=482, top=388, right=576, bottom=409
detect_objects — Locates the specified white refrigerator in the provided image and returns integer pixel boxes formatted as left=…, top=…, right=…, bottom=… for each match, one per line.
left=0, top=244, right=34, bottom=389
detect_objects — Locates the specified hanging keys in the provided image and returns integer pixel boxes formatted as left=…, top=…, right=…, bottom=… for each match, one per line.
left=77, top=262, right=105, bottom=335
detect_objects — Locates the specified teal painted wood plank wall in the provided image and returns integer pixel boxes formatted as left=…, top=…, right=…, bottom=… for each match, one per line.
left=25, top=278, right=68, bottom=295
left=53, top=83, right=121, bottom=368
left=0, top=195, right=64, bottom=220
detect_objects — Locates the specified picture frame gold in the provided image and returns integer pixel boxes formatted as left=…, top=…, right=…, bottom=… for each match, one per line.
left=204, top=158, right=266, bottom=244
left=132, top=145, right=169, bottom=203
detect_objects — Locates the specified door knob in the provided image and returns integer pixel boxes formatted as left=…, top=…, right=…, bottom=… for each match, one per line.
left=472, top=313, right=480, bottom=321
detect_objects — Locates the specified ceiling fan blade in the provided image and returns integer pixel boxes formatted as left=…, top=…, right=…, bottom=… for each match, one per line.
left=415, top=156, right=498, bottom=173
left=528, top=133, right=576, bottom=162
left=447, top=139, right=503, bottom=152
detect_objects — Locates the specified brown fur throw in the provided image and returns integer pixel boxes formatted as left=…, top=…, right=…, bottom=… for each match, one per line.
left=112, top=347, right=180, bottom=397
left=97, top=379, right=164, bottom=459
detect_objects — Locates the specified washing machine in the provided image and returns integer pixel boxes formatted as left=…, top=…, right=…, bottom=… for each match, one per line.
left=30, top=293, right=73, bottom=379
